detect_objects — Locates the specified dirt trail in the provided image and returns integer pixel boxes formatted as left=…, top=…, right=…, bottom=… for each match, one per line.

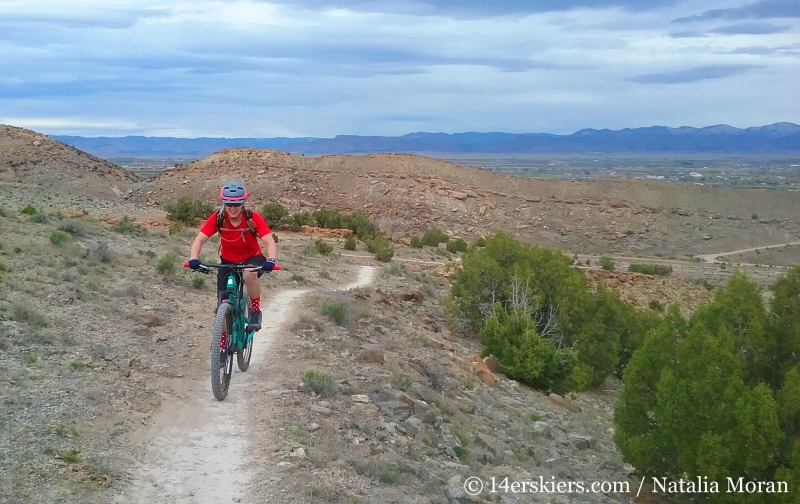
left=696, top=240, right=800, bottom=263
left=112, top=265, right=376, bottom=504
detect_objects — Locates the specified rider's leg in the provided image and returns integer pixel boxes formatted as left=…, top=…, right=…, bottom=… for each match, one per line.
left=243, top=257, right=263, bottom=330
left=217, top=260, right=232, bottom=307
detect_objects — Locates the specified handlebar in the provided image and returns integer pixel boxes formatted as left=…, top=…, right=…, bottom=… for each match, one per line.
left=183, top=261, right=281, bottom=272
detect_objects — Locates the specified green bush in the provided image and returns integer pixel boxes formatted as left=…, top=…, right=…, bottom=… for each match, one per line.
left=628, top=263, right=673, bottom=276
left=473, top=236, right=486, bottom=247
left=446, top=230, right=655, bottom=394
left=312, top=208, right=345, bottom=229
left=446, top=238, right=468, bottom=253
left=421, top=228, right=449, bottom=247
left=302, top=370, right=335, bottom=396
left=614, top=269, right=800, bottom=501
left=480, top=304, right=585, bottom=394
left=261, top=202, right=289, bottom=227
left=344, top=236, right=356, bottom=250
left=164, top=197, right=214, bottom=225
left=367, top=238, right=394, bottom=262
left=320, top=299, right=347, bottom=325
left=314, top=238, right=333, bottom=256
left=111, top=216, right=147, bottom=236
left=156, top=252, right=177, bottom=276
left=19, top=205, right=37, bottom=215
left=410, top=236, right=423, bottom=248
left=289, top=211, right=314, bottom=231
left=49, top=230, right=69, bottom=246
left=168, top=223, right=183, bottom=236
left=599, top=256, right=615, bottom=271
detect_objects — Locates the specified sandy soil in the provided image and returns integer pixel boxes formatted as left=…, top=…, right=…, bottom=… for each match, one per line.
left=110, top=266, right=376, bottom=503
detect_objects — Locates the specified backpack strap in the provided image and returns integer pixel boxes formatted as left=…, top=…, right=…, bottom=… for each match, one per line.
left=216, top=207, right=258, bottom=237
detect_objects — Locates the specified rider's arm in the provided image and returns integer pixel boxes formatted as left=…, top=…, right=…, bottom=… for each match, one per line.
left=190, top=232, right=210, bottom=260
left=252, top=212, right=277, bottom=260
left=192, top=212, right=219, bottom=260
left=260, top=233, right=277, bottom=260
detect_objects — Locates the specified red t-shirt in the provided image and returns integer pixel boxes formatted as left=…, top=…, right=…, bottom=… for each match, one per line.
left=199, top=210, right=272, bottom=263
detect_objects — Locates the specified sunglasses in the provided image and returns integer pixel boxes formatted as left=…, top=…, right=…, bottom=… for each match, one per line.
left=224, top=203, right=243, bottom=208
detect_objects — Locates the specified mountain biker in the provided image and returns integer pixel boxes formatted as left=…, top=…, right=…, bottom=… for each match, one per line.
left=187, top=181, right=277, bottom=331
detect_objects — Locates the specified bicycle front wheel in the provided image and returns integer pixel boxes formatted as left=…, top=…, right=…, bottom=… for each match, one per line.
left=211, top=301, right=234, bottom=401
left=237, top=298, right=254, bottom=372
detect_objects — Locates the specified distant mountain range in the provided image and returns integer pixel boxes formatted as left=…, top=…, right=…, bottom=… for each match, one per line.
left=50, top=122, right=800, bottom=158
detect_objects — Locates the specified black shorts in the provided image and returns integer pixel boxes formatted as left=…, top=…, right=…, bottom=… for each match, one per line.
left=217, top=255, right=264, bottom=302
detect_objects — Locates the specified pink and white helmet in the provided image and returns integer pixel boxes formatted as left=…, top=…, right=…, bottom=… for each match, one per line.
left=219, top=181, right=248, bottom=204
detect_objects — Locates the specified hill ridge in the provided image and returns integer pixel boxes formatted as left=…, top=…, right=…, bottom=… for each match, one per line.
left=0, top=124, right=138, bottom=199
left=50, top=122, right=800, bottom=157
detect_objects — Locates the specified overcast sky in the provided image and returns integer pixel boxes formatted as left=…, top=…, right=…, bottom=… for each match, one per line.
left=1, top=0, right=798, bottom=137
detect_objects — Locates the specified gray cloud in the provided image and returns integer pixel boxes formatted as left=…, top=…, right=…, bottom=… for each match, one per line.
left=266, top=0, right=680, bottom=18
left=671, top=21, right=793, bottom=37
left=627, top=64, right=762, bottom=84
left=673, top=0, right=800, bottom=23
left=0, top=8, right=169, bottom=30
left=0, top=78, right=191, bottom=99
left=726, top=43, right=800, bottom=55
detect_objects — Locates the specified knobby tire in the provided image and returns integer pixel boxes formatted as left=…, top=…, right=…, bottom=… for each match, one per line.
left=237, top=298, right=254, bottom=372
left=211, top=302, right=233, bottom=401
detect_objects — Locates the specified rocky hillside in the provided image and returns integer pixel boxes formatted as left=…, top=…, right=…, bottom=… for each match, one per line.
left=0, top=125, right=138, bottom=199
left=127, top=148, right=800, bottom=257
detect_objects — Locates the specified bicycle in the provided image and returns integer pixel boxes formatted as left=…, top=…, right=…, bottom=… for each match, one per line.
left=183, top=260, right=281, bottom=401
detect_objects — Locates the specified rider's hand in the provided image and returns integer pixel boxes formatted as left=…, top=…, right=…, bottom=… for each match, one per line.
left=262, top=257, right=276, bottom=272
left=188, top=259, right=202, bottom=270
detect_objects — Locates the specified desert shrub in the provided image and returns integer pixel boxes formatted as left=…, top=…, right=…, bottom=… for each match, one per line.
left=312, top=208, right=345, bottom=229
left=191, top=275, right=205, bottom=289
left=614, top=269, right=800, bottom=502
left=31, top=213, right=48, bottom=223
left=10, top=303, right=48, bottom=328
left=87, top=242, right=115, bottom=263
left=599, top=256, right=615, bottom=271
left=302, top=370, right=335, bottom=397
left=111, top=216, right=147, bottom=236
left=480, top=304, right=585, bottom=394
left=410, top=236, right=423, bottom=248
left=340, top=211, right=380, bottom=239
left=320, top=299, right=347, bottom=326
left=446, top=230, right=654, bottom=394
left=367, top=238, right=393, bottom=262
left=168, top=223, right=183, bottom=236
left=648, top=299, right=664, bottom=312
left=343, top=236, right=356, bottom=250
left=628, top=263, right=673, bottom=276
left=57, top=219, right=86, bottom=236
left=261, top=202, right=289, bottom=227
left=752, top=213, right=759, bottom=219
left=19, top=205, right=37, bottom=215
left=49, top=230, right=69, bottom=246
left=289, top=211, right=314, bottom=231
left=446, top=238, right=468, bottom=253
left=421, top=228, right=449, bottom=247
left=473, top=236, right=486, bottom=247
left=314, top=239, right=333, bottom=256
left=164, top=197, right=214, bottom=225
left=155, top=252, right=177, bottom=276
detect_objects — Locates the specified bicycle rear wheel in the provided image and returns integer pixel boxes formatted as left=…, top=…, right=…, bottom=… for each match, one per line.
left=211, top=301, right=234, bottom=401
left=237, top=298, right=254, bottom=371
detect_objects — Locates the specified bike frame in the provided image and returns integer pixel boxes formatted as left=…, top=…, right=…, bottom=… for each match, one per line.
left=183, top=260, right=282, bottom=352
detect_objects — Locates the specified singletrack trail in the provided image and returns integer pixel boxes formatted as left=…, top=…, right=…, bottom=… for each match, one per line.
left=113, top=265, right=376, bottom=504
